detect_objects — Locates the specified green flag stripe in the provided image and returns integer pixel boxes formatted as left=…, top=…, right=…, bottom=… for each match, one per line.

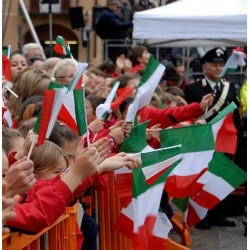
left=138, top=55, right=160, bottom=87
left=49, top=82, right=64, bottom=90
left=160, top=124, right=214, bottom=153
left=133, top=160, right=180, bottom=197
left=119, top=121, right=149, bottom=153
left=141, top=147, right=181, bottom=168
left=209, top=152, right=247, bottom=188
left=209, top=102, right=237, bottom=125
left=172, top=197, right=189, bottom=213
left=33, top=110, right=42, bottom=134
left=74, top=89, right=88, bottom=136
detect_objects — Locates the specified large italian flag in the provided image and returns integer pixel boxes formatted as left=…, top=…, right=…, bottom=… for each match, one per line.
left=161, top=102, right=238, bottom=198
left=160, top=124, right=215, bottom=198
left=116, top=147, right=181, bottom=250
left=173, top=152, right=247, bottom=228
left=125, top=55, right=165, bottom=123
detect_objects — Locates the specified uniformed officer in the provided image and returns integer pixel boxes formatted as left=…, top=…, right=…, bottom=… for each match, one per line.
left=184, top=47, right=244, bottom=229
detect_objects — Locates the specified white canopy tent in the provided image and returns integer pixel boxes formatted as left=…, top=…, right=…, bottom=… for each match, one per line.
left=132, top=0, right=247, bottom=47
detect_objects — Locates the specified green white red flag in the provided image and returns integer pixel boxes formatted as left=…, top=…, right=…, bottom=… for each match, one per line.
left=96, top=81, right=120, bottom=120
left=160, top=124, right=215, bottom=198
left=115, top=121, right=153, bottom=202
left=173, top=152, right=246, bottom=228
left=116, top=147, right=181, bottom=250
left=67, top=62, right=88, bottom=91
left=33, top=88, right=67, bottom=145
left=209, top=102, right=237, bottom=154
left=218, top=47, right=246, bottom=79
left=125, top=55, right=165, bottom=123
left=54, top=35, right=72, bottom=57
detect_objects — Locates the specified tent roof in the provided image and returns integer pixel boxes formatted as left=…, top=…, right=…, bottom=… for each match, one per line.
left=132, top=0, right=247, bottom=47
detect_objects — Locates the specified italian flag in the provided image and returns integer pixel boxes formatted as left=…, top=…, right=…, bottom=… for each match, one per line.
left=33, top=87, right=67, bottom=145
left=54, top=35, right=72, bottom=57
left=57, top=88, right=89, bottom=137
left=73, top=89, right=88, bottom=137
left=218, top=47, right=246, bottom=79
left=209, top=102, right=237, bottom=154
left=125, top=55, right=165, bottom=123
left=96, top=81, right=120, bottom=120
left=116, top=147, right=181, bottom=250
left=115, top=121, right=154, bottom=202
left=67, top=62, right=88, bottom=91
left=160, top=124, right=215, bottom=198
left=173, top=152, right=247, bottom=228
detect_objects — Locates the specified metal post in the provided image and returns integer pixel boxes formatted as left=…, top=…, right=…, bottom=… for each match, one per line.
left=49, top=3, right=53, bottom=57
left=18, top=0, right=42, bottom=48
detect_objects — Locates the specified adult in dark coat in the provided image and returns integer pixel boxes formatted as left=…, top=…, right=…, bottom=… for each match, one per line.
left=184, top=47, right=244, bottom=229
left=95, top=0, right=133, bottom=62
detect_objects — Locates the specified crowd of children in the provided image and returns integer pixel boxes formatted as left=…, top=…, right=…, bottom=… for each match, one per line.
left=2, top=42, right=246, bottom=249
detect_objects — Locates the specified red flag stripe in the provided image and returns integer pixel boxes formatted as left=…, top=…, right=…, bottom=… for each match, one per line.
left=37, top=90, right=56, bottom=145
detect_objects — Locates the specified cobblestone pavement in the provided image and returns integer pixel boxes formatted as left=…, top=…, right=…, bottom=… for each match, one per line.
left=170, top=216, right=247, bottom=250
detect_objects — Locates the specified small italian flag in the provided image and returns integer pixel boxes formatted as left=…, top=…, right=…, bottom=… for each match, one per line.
left=54, top=35, right=72, bottom=57
left=218, top=47, right=246, bottom=79
left=209, top=102, right=237, bottom=154
left=96, top=81, right=120, bottom=120
left=33, top=87, right=67, bottom=145
left=125, top=55, right=165, bottom=123
left=116, top=147, right=181, bottom=250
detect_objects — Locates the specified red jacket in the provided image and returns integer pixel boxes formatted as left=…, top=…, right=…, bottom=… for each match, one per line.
left=6, top=177, right=73, bottom=233
left=138, top=102, right=204, bottom=129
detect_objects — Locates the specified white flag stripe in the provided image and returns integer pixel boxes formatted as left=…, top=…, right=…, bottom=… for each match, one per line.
left=169, top=150, right=214, bottom=176
left=189, top=199, right=208, bottom=220
left=63, top=91, right=76, bottom=121
left=153, top=211, right=172, bottom=239
left=196, top=171, right=234, bottom=200
left=142, top=155, right=181, bottom=180
left=211, top=117, right=226, bottom=141
left=121, top=202, right=134, bottom=220
left=68, top=62, right=88, bottom=91
left=115, top=167, right=132, bottom=175
left=125, top=64, right=165, bottom=122
left=133, top=183, right=164, bottom=233
left=96, top=81, right=120, bottom=118
left=46, top=87, right=68, bottom=138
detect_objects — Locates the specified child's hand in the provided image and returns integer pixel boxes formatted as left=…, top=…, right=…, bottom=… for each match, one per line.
left=109, top=127, right=125, bottom=145
left=88, top=118, right=105, bottom=133
left=72, top=146, right=100, bottom=179
left=2, top=180, right=20, bottom=233
left=15, top=130, right=37, bottom=160
left=97, top=152, right=141, bottom=173
left=200, top=93, right=214, bottom=111
left=4, top=157, right=36, bottom=198
left=92, top=137, right=113, bottom=163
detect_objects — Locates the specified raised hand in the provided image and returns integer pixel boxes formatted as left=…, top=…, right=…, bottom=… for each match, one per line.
left=88, top=118, right=105, bottom=133
left=200, top=93, right=214, bottom=111
left=97, top=152, right=141, bottom=173
left=4, top=157, right=36, bottom=198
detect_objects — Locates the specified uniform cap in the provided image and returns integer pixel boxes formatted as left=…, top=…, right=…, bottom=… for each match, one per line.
left=200, top=47, right=227, bottom=65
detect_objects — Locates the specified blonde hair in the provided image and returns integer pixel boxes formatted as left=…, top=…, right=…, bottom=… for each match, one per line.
left=30, top=140, right=68, bottom=176
left=9, top=68, right=50, bottom=119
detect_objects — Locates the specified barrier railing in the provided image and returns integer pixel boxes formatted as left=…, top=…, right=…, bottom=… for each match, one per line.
left=2, top=204, right=77, bottom=250
left=97, top=172, right=191, bottom=250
